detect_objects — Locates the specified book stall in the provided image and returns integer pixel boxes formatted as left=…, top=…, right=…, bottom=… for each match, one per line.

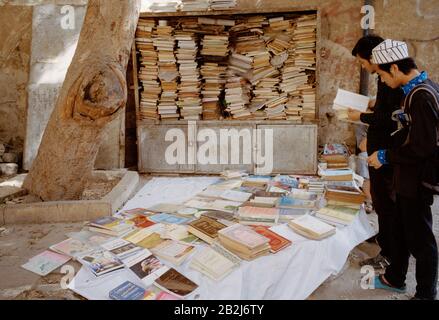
left=22, top=145, right=375, bottom=299
left=133, top=3, right=320, bottom=175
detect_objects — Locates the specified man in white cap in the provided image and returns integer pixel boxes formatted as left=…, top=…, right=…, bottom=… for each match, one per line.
left=368, top=39, right=438, bottom=300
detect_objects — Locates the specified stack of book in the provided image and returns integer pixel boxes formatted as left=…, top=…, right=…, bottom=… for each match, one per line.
left=200, top=62, right=227, bottom=120
left=237, top=206, right=280, bottom=226
left=314, top=205, right=359, bottom=227
left=87, top=216, right=135, bottom=237
left=136, top=19, right=160, bottom=120
left=293, top=15, right=317, bottom=70
left=293, top=15, right=317, bottom=121
left=250, top=77, right=280, bottom=118
left=264, top=93, right=289, bottom=119
left=325, top=184, right=366, bottom=207
left=288, top=214, right=336, bottom=240
left=180, top=0, right=210, bottom=11
left=150, top=240, right=195, bottom=266
left=284, top=96, right=303, bottom=122
left=189, top=243, right=240, bottom=281
left=224, top=72, right=252, bottom=119
left=299, top=84, right=316, bottom=121
left=201, top=35, right=230, bottom=57
left=210, top=0, right=237, bottom=10
left=149, top=1, right=180, bottom=12
left=175, top=32, right=202, bottom=120
left=218, top=224, right=271, bottom=260
left=321, top=143, right=350, bottom=169
left=154, top=22, right=180, bottom=120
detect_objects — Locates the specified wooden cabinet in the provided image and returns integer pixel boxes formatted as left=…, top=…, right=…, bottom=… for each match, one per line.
left=137, top=121, right=317, bottom=175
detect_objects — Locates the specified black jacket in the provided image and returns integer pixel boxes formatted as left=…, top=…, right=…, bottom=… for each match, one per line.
left=360, top=77, right=403, bottom=154
left=387, top=78, right=439, bottom=197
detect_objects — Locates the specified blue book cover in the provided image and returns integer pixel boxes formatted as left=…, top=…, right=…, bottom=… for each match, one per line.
left=278, top=197, right=315, bottom=209
left=148, top=213, right=190, bottom=225
left=109, top=281, right=146, bottom=300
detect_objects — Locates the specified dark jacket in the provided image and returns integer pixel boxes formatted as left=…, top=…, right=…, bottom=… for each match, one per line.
left=360, top=77, right=404, bottom=154
left=387, top=78, right=439, bottom=197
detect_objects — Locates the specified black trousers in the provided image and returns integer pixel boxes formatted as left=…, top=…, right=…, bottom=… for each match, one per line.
left=369, top=166, right=396, bottom=259
left=385, top=193, right=438, bottom=299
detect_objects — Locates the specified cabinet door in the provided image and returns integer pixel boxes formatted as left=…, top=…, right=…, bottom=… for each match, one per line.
left=256, top=125, right=318, bottom=175
left=195, top=123, right=255, bottom=174
left=138, top=124, right=195, bottom=173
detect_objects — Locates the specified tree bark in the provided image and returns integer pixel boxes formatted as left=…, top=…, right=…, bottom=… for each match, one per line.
left=23, top=0, right=141, bottom=201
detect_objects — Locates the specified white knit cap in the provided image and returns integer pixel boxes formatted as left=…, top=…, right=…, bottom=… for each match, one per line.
left=371, top=39, right=409, bottom=65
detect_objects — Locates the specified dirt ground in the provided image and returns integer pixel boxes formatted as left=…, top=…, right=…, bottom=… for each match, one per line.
left=0, top=175, right=438, bottom=300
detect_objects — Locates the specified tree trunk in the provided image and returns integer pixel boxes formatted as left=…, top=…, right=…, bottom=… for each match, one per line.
left=23, top=0, right=141, bottom=201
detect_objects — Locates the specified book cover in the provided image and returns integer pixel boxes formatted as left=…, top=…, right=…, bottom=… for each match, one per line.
left=109, top=281, right=146, bottom=300
left=154, top=268, right=198, bottom=298
left=100, top=238, right=143, bottom=260
left=148, top=213, right=191, bottom=225
left=218, top=224, right=270, bottom=250
left=251, top=226, right=292, bottom=253
left=79, top=249, right=124, bottom=277
left=50, top=238, right=93, bottom=258
left=277, top=197, right=316, bottom=209
left=22, top=250, right=71, bottom=276
left=124, top=250, right=169, bottom=284
left=128, top=214, right=156, bottom=228
left=188, top=216, right=227, bottom=240
left=151, top=240, right=195, bottom=265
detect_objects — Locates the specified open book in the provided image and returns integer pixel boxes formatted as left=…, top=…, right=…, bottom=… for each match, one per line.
left=333, top=89, right=370, bottom=123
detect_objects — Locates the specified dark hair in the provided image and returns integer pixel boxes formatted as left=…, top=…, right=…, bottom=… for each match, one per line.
left=377, top=58, right=418, bottom=75
left=352, top=35, right=385, bottom=61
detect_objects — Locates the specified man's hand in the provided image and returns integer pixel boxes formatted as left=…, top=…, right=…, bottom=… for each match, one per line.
left=359, top=138, right=367, bottom=153
left=347, top=108, right=362, bottom=122
left=368, top=151, right=383, bottom=169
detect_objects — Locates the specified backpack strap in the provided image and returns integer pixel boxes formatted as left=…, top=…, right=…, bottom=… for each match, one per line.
left=402, top=83, right=439, bottom=146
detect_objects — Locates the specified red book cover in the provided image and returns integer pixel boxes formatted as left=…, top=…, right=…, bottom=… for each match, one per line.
left=251, top=226, right=292, bottom=253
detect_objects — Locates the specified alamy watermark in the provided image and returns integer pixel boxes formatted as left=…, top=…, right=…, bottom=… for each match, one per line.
left=361, top=5, right=375, bottom=30
left=164, top=121, right=274, bottom=175
left=60, top=5, right=75, bottom=30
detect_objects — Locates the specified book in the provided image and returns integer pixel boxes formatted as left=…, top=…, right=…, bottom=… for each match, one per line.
left=151, top=240, right=195, bottom=266
left=237, top=206, right=279, bottom=226
left=333, top=89, right=370, bottom=122
left=128, top=214, right=156, bottom=229
left=148, top=213, right=191, bottom=225
left=277, top=196, right=317, bottom=209
left=314, top=205, right=359, bottom=225
left=189, top=245, right=239, bottom=281
left=100, top=238, right=143, bottom=260
left=79, top=249, right=124, bottom=277
left=288, top=215, right=336, bottom=240
left=218, top=223, right=270, bottom=249
left=154, top=268, right=199, bottom=299
left=109, top=281, right=147, bottom=300
left=87, top=216, right=134, bottom=237
left=50, top=238, right=94, bottom=258
left=124, top=249, right=169, bottom=285
left=251, top=226, right=292, bottom=253
left=187, top=216, right=227, bottom=244
left=325, top=188, right=366, bottom=205
left=21, top=251, right=70, bottom=276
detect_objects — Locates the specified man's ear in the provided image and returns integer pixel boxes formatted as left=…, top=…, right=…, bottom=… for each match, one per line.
left=390, top=64, right=399, bottom=77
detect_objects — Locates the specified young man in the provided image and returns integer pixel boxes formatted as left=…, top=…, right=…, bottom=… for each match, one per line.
left=348, top=35, right=404, bottom=269
left=368, top=39, right=438, bottom=300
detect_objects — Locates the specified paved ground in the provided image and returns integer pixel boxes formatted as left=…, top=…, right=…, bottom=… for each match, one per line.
left=0, top=175, right=438, bottom=300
